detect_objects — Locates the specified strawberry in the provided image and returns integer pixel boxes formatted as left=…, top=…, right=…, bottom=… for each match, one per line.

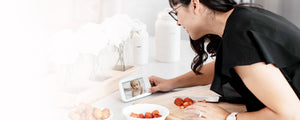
left=145, top=112, right=153, bottom=118
left=130, top=113, right=139, bottom=118
left=138, top=113, right=145, bottom=118
left=152, top=110, right=159, bottom=115
left=183, top=97, right=193, bottom=103
left=174, top=98, right=184, bottom=106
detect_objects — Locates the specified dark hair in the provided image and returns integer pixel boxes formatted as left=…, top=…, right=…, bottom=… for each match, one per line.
left=169, top=0, right=237, bottom=12
left=169, top=0, right=237, bottom=75
left=190, top=35, right=221, bottom=75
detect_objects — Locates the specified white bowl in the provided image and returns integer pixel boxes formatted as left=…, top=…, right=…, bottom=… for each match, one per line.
left=123, top=103, right=169, bottom=120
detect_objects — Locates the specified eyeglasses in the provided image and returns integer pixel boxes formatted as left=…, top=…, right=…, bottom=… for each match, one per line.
left=168, top=5, right=182, bottom=21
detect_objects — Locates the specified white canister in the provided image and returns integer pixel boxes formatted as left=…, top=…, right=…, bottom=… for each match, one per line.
left=155, top=8, right=181, bottom=62
left=131, top=30, right=149, bottom=65
left=127, top=20, right=149, bottom=66
left=128, top=31, right=149, bottom=65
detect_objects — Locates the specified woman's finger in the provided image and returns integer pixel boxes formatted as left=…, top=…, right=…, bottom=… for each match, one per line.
left=148, top=77, right=156, bottom=87
left=184, top=115, right=206, bottom=120
left=185, top=110, right=206, bottom=118
left=188, top=114, right=208, bottom=120
left=186, top=102, right=207, bottom=110
left=189, top=117, right=202, bottom=120
left=185, top=107, right=207, bottom=118
left=149, top=86, right=160, bottom=93
left=185, top=107, right=200, bottom=114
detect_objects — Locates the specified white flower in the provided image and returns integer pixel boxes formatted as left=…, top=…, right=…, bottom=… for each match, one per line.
left=129, top=19, right=148, bottom=42
left=130, top=19, right=147, bottom=33
left=101, top=14, right=133, bottom=46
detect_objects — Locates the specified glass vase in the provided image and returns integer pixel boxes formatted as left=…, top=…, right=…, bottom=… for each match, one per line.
left=115, top=42, right=126, bottom=71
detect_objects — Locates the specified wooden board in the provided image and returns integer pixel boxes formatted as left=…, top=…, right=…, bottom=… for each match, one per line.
left=135, top=85, right=246, bottom=120
left=54, top=66, right=139, bottom=108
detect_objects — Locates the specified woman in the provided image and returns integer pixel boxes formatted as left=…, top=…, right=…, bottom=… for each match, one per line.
left=148, top=0, right=300, bottom=119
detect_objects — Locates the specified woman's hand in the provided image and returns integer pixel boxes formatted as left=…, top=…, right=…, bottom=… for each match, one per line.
left=148, top=76, right=175, bottom=93
left=184, top=102, right=230, bottom=120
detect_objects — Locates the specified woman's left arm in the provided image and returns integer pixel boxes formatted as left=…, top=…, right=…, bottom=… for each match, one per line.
left=185, top=62, right=300, bottom=120
left=233, top=62, right=300, bottom=120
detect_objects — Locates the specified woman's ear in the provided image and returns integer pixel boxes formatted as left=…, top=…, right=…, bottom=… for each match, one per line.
left=191, top=0, right=202, bottom=15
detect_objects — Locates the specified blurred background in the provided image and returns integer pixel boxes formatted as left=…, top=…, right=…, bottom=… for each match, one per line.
left=37, top=0, right=300, bottom=75
left=35, top=0, right=300, bottom=84
left=39, top=0, right=300, bottom=39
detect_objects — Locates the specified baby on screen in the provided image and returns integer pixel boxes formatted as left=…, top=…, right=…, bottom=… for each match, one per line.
left=130, top=80, right=143, bottom=97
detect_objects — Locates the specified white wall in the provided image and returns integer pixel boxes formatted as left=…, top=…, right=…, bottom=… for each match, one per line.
left=120, top=0, right=189, bottom=39
left=39, top=0, right=299, bottom=38
left=39, top=0, right=190, bottom=39
left=255, top=0, right=300, bottom=28
left=280, top=0, right=300, bottom=27
left=255, top=0, right=281, bottom=14
left=121, top=0, right=190, bottom=39
left=39, top=0, right=105, bottom=35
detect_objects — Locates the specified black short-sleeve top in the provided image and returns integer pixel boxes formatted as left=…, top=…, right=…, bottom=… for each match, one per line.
left=210, top=6, right=300, bottom=111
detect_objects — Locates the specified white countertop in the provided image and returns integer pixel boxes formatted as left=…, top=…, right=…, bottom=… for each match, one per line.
left=49, top=39, right=214, bottom=120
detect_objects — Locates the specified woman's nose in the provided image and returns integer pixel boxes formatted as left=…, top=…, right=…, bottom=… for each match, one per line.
left=177, top=22, right=181, bottom=26
left=176, top=19, right=182, bottom=26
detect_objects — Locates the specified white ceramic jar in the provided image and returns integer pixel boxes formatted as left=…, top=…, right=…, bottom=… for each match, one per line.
left=155, top=8, right=181, bottom=62
left=131, top=30, right=149, bottom=65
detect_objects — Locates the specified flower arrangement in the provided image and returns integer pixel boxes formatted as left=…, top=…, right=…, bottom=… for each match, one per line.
left=99, top=14, right=148, bottom=71
left=47, top=14, right=148, bottom=84
left=101, top=15, right=132, bottom=71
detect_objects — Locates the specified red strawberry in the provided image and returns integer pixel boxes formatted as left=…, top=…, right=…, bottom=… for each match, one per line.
left=174, top=98, right=184, bottom=106
left=183, top=97, right=193, bottom=103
